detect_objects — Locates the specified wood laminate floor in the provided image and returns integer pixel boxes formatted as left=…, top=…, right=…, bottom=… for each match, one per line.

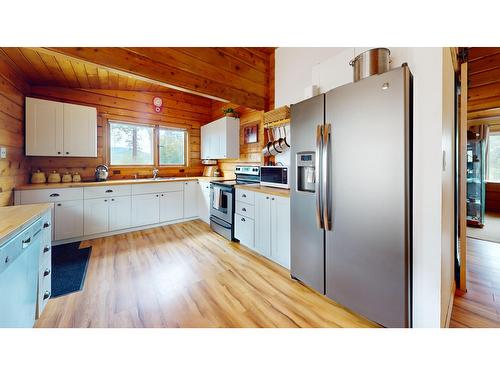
left=450, top=237, right=500, bottom=328
left=36, top=220, right=378, bottom=328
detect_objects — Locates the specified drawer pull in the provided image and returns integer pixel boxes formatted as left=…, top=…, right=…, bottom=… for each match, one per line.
left=266, top=196, right=269, bottom=200
left=104, top=199, right=108, bottom=202
left=241, top=217, right=246, bottom=222
left=43, top=291, right=51, bottom=300
left=242, top=194, right=247, bottom=198
left=272, top=198, right=275, bottom=201
left=22, top=237, right=31, bottom=248
left=43, top=268, right=51, bottom=277
left=43, top=222, right=50, bottom=228
left=111, top=198, right=115, bottom=201
left=49, top=193, right=60, bottom=197
left=57, top=203, right=61, bottom=206
left=4, top=256, right=9, bottom=264
left=105, top=189, right=113, bottom=193
left=43, top=246, right=50, bottom=253
left=242, top=208, right=247, bottom=212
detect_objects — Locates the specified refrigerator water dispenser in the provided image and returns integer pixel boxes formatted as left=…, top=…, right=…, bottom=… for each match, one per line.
left=296, top=152, right=315, bottom=192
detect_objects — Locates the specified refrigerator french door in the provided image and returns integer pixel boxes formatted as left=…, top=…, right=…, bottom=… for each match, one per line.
left=290, top=66, right=413, bottom=328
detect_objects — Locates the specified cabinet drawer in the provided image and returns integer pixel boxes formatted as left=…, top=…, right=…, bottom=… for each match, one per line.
left=38, top=268, right=51, bottom=314
left=235, top=189, right=255, bottom=205
left=131, top=182, right=183, bottom=195
left=20, top=188, right=83, bottom=204
left=84, top=184, right=131, bottom=199
left=234, top=213, right=254, bottom=248
left=235, top=201, right=254, bottom=219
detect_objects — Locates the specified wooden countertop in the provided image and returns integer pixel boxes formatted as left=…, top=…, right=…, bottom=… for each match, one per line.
left=15, top=176, right=227, bottom=191
left=236, top=184, right=290, bottom=198
left=0, top=203, right=52, bottom=245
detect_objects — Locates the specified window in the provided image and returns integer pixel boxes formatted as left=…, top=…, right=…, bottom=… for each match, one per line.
left=159, top=128, right=186, bottom=165
left=110, top=122, right=154, bottom=165
left=109, top=121, right=188, bottom=166
left=488, top=132, right=500, bottom=181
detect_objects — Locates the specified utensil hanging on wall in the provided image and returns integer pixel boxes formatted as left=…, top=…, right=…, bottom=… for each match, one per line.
left=283, top=126, right=290, bottom=148
left=263, top=127, right=272, bottom=156
left=269, top=127, right=282, bottom=156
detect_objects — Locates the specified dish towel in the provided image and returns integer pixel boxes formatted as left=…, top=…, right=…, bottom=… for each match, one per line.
left=213, top=187, right=222, bottom=209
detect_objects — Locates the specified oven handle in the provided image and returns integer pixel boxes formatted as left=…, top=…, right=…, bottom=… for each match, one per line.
left=210, top=215, right=232, bottom=229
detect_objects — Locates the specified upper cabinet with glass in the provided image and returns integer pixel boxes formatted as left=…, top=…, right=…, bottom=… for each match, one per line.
left=25, top=97, right=97, bottom=157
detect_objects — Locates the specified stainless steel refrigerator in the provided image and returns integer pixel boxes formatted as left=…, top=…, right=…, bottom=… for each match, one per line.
left=290, top=65, right=413, bottom=328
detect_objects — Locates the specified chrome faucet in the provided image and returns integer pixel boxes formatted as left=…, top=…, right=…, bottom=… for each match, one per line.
left=152, top=168, right=159, bottom=179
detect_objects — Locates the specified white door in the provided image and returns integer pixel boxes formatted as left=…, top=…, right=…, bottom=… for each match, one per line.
left=254, top=193, right=271, bottom=258
left=25, top=97, right=64, bottom=156
left=131, top=193, right=159, bottom=227
left=160, top=191, right=184, bottom=222
left=84, top=198, right=109, bottom=236
left=183, top=181, right=199, bottom=218
left=198, top=181, right=211, bottom=224
left=63, top=103, right=97, bottom=157
left=271, top=196, right=291, bottom=269
left=54, top=200, right=84, bottom=240
left=109, top=196, right=132, bottom=231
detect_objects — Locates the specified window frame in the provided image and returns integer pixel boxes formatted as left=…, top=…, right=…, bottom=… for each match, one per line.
left=108, top=120, right=189, bottom=168
left=487, top=130, right=500, bottom=182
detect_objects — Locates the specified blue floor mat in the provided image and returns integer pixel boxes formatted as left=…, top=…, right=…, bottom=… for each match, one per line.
left=51, top=241, right=91, bottom=298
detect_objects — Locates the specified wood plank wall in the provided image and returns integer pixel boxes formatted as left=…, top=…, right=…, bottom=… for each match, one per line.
left=28, top=86, right=213, bottom=180
left=211, top=102, right=265, bottom=179
left=0, top=55, right=30, bottom=206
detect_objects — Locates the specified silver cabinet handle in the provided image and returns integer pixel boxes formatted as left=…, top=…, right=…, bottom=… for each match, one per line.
left=43, top=291, right=51, bottom=300
left=322, top=123, right=332, bottom=231
left=49, top=193, right=60, bottom=197
left=43, top=222, right=50, bottom=228
left=316, top=124, right=324, bottom=229
left=22, top=237, right=31, bottom=248
left=43, top=268, right=51, bottom=277
left=43, top=246, right=50, bottom=253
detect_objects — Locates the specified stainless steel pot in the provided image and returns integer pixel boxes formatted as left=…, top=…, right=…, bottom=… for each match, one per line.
left=349, top=48, right=391, bottom=82
left=95, top=164, right=109, bottom=182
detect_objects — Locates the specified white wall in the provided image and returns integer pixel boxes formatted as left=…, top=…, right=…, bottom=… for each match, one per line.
left=275, top=47, right=452, bottom=327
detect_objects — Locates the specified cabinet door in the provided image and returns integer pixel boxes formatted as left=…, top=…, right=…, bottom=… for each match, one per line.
left=271, top=196, right=291, bottom=269
left=254, top=193, right=271, bottom=258
left=212, top=119, right=225, bottom=158
left=109, top=196, right=132, bottom=231
left=131, top=193, right=159, bottom=227
left=160, top=191, right=184, bottom=222
left=54, top=200, right=84, bottom=241
left=201, top=124, right=209, bottom=159
left=183, top=181, right=199, bottom=218
left=63, top=103, right=97, bottom=157
left=234, top=213, right=254, bottom=248
left=25, top=97, right=64, bottom=156
left=198, top=181, right=211, bottom=224
left=84, top=198, right=109, bottom=236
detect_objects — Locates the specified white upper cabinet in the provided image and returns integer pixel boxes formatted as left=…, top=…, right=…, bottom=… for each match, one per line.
left=200, top=116, right=240, bottom=159
left=26, top=97, right=97, bottom=157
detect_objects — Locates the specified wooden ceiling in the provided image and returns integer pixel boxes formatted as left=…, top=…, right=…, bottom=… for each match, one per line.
left=467, top=47, right=500, bottom=125
left=0, top=47, right=274, bottom=110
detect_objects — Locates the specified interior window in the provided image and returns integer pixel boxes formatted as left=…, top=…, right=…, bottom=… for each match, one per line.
left=109, top=122, right=154, bottom=165
left=159, top=128, right=187, bottom=166
left=487, top=132, right=500, bottom=181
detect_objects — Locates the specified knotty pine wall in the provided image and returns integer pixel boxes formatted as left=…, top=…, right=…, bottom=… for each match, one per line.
left=211, top=101, right=265, bottom=179
left=28, top=86, right=213, bottom=180
left=0, top=56, right=30, bottom=206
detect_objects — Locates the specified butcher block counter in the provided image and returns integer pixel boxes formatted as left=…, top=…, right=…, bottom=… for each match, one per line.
left=0, top=203, right=52, bottom=246
left=14, top=176, right=226, bottom=191
left=236, top=184, right=290, bottom=198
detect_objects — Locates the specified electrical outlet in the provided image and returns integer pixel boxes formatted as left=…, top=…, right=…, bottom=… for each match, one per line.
left=0, top=147, right=6, bottom=159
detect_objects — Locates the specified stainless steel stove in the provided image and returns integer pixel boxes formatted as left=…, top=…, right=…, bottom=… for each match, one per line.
left=209, top=166, right=260, bottom=240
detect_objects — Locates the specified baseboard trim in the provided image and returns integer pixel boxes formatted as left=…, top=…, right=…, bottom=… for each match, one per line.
left=445, top=280, right=456, bottom=328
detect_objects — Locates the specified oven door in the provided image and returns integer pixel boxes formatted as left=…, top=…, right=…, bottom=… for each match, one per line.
left=210, top=185, right=233, bottom=224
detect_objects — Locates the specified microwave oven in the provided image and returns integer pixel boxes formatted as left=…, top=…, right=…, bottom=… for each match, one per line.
left=260, top=166, right=289, bottom=189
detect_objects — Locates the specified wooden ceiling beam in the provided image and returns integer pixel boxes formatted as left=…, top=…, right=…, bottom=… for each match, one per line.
left=468, top=107, right=500, bottom=120
left=33, top=47, right=269, bottom=110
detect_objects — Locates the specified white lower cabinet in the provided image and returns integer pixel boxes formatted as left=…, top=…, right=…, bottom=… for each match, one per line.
left=54, top=200, right=84, bottom=241
left=198, top=181, right=211, bottom=224
left=109, top=196, right=132, bottom=231
left=270, top=196, right=291, bottom=269
left=234, top=214, right=254, bottom=248
left=84, top=198, right=109, bottom=236
left=160, top=191, right=184, bottom=222
left=131, top=193, right=160, bottom=227
left=254, top=193, right=271, bottom=258
left=183, top=181, right=199, bottom=218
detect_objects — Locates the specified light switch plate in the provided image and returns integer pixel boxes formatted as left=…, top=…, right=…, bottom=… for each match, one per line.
left=0, top=147, right=6, bottom=159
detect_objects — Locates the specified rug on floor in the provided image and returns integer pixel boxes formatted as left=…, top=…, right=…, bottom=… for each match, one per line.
left=51, top=241, right=92, bottom=298
left=467, top=212, right=500, bottom=243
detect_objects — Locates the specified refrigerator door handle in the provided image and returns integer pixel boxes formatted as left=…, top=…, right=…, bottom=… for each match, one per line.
left=316, top=124, right=324, bottom=229
left=323, top=123, right=332, bottom=230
